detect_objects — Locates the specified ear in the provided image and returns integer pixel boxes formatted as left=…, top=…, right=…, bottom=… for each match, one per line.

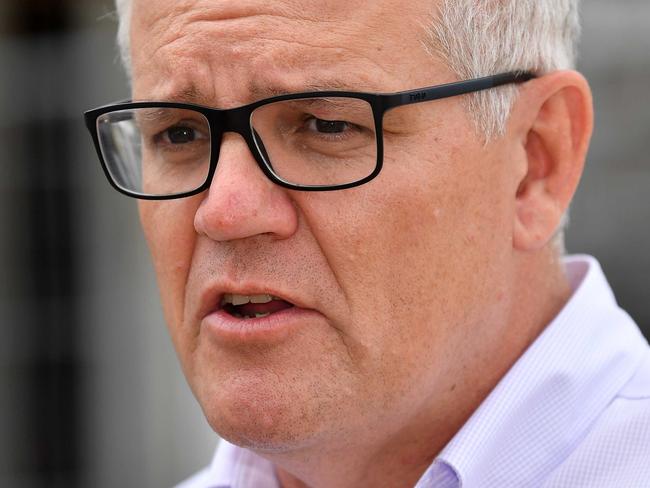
left=511, top=70, right=593, bottom=251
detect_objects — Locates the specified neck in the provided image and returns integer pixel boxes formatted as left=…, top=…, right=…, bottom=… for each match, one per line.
left=267, top=249, right=572, bottom=488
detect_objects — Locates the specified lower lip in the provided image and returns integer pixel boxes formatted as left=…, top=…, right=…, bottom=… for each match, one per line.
left=202, top=306, right=322, bottom=346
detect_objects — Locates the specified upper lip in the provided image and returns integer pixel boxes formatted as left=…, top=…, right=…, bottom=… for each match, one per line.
left=196, top=282, right=312, bottom=320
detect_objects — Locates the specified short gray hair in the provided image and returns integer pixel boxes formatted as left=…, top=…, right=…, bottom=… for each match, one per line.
left=115, top=0, right=132, bottom=72
left=426, top=0, right=581, bottom=138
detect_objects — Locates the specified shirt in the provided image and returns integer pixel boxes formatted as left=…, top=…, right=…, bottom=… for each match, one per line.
left=177, top=255, right=650, bottom=488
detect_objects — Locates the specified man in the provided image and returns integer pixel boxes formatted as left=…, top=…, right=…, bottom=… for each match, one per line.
left=84, top=0, right=650, bottom=486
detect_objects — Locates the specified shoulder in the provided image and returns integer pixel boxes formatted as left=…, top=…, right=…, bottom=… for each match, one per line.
left=173, top=467, right=212, bottom=488
left=544, top=351, right=650, bottom=487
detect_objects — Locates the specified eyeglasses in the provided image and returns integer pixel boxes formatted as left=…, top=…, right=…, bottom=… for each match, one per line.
left=84, top=71, right=534, bottom=199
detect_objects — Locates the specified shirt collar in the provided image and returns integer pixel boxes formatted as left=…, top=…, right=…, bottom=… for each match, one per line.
left=207, top=439, right=280, bottom=488
left=425, top=255, right=648, bottom=487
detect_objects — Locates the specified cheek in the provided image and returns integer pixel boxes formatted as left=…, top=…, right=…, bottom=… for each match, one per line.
left=301, top=133, right=513, bottom=375
left=139, top=199, right=199, bottom=341
left=300, top=180, right=450, bottom=372
left=293, top=189, right=455, bottom=421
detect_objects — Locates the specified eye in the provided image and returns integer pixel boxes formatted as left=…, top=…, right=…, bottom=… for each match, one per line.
left=164, top=126, right=198, bottom=144
left=308, top=118, right=351, bottom=134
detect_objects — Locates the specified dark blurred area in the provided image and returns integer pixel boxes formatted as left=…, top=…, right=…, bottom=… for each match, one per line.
left=0, top=1, right=648, bottom=487
left=1, top=3, right=84, bottom=487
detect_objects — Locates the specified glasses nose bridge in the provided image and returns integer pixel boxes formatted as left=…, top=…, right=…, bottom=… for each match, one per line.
left=207, top=104, right=254, bottom=142
left=204, top=104, right=270, bottom=184
left=206, top=104, right=262, bottom=163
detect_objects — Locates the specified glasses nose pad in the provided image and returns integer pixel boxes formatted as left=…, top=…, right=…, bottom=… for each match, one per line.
left=252, top=129, right=275, bottom=172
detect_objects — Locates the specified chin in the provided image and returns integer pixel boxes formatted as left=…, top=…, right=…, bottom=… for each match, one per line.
left=194, top=369, right=329, bottom=453
left=185, top=331, right=361, bottom=452
left=214, top=420, right=310, bottom=453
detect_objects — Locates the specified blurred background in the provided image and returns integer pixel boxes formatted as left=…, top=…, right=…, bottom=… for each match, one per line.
left=0, top=0, right=648, bottom=486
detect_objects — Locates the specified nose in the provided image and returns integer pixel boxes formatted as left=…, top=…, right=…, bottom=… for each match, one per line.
left=193, top=133, right=298, bottom=242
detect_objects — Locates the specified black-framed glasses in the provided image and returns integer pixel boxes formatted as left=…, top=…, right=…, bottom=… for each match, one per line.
left=84, top=71, right=535, bottom=199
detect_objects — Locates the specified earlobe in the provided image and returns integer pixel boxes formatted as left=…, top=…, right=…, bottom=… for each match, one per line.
left=512, top=71, right=594, bottom=251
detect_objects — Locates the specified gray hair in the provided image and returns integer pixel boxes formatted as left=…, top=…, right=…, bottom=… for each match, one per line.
left=115, top=0, right=132, bottom=72
left=426, top=0, right=581, bottom=138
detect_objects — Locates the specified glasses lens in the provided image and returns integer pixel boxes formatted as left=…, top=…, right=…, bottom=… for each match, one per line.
left=96, top=107, right=211, bottom=197
left=250, top=97, right=377, bottom=187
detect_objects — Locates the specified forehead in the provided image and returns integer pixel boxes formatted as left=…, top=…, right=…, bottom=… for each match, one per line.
left=130, top=0, right=445, bottom=103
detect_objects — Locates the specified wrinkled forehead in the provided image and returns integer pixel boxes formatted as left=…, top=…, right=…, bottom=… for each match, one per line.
left=129, top=0, right=445, bottom=104
left=132, top=0, right=367, bottom=29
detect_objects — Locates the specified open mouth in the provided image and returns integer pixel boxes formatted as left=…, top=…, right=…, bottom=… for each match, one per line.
left=220, top=294, right=295, bottom=319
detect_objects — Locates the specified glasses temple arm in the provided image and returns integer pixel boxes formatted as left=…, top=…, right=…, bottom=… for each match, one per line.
left=380, top=71, right=536, bottom=111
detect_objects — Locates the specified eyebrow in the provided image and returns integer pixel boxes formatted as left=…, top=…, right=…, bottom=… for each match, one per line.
left=155, top=77, right=377, bottom=106
left=161, top=85, right=212, bottom=105
left=248, top=78, right=366, bottom=99
left=135, top=107, right=177, bottom=125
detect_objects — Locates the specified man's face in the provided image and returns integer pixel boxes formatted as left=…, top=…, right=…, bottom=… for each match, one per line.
left=132, top=0, right=522, bottom=450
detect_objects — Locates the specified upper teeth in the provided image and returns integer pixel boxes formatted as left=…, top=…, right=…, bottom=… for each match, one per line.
left=221, top=294, right=280, bottom=306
